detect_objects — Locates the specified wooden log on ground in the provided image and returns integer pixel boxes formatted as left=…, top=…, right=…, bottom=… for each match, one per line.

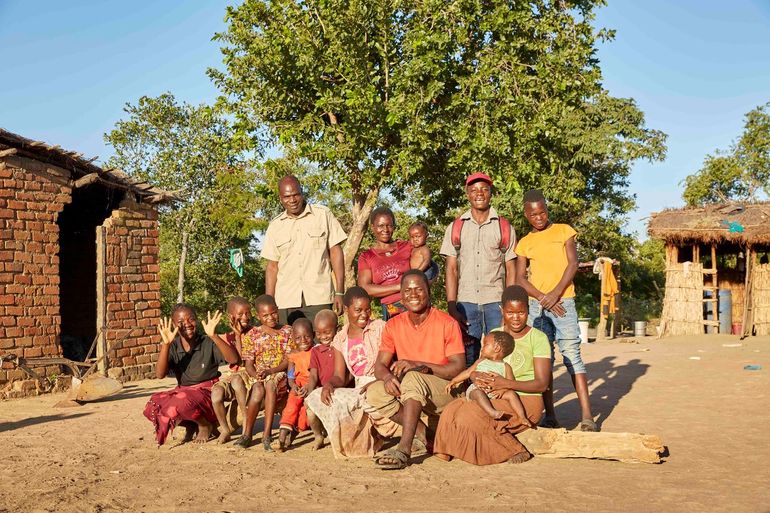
left=518, top=428, right=665, bottom=464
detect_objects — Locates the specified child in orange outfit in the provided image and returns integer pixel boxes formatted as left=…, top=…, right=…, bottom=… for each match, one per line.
left=277, top=317, right=314, bottom=451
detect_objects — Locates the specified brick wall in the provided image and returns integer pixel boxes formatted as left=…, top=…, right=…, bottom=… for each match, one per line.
left=0, top=161, right=70, bottom=388
left=103, top=196, right=161, bottom=382
left=0, top=156, right=163, bottom=396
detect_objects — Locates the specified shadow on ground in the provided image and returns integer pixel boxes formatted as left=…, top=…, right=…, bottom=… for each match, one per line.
left=551, top=356, right=650, bottom=429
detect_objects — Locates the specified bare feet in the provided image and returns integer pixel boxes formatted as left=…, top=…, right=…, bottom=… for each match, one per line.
left=311, top=435, right=325, bottom=451
left=508, top=451, right=533, bottom=464
left=433, top=453, right=452, bottom=462
left=216, top=427, right=232, bottom=444
left=263, top=435, right=274, bottom=452
left=168, top=423, right=197, bottom=448
left=192, top=423, right=213, bottom=444
left=491, top=410, right=505, bottom=420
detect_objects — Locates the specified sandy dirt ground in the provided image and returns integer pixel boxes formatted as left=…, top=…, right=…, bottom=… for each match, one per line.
left=1, top=334, right=769, bottom=513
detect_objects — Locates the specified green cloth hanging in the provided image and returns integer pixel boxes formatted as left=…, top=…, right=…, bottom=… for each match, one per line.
left=229, top=248, right=244, bottom=277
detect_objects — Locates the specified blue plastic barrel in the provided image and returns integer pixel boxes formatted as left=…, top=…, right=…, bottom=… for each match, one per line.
left=718, top=289, right=732, bottom=335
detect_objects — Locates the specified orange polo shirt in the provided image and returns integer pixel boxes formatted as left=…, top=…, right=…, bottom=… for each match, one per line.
left=380, top=307, right=465, bottom=365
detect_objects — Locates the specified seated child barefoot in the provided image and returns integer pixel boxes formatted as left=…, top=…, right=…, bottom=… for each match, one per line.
left=408, top=221, right=438, bottom=281
left=446, top=331, right=532, bottom=426
left=211, top=297, right=254, bottom=444
left=233, top=294, right=294, bottom=451
left=277, top=318, right=314, bottom=451
left=305, top=309, right=339, bottom=451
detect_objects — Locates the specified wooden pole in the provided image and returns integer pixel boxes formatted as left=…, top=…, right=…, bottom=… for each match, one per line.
left=741, top=247, right=754, bottom=339
left=712, top=244, right=719, bottom=333
left=95, top=226, right=108, bottom=377
left=597, top=268, right=607, bottom=341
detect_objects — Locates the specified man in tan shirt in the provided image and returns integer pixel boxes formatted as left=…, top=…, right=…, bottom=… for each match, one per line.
left=261, top=175, right=347, bottom=324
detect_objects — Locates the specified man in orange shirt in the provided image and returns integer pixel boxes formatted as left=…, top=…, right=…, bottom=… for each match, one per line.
left=366, top=269, right=466, bottom=470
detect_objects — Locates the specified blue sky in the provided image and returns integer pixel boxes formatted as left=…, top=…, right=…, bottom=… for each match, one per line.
left=1, top=0, right=769, bottom=237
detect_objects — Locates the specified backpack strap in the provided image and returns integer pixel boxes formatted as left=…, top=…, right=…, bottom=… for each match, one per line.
left=451, top=217, right=465, bottom=252
left=453, top=215, right=512, bottom=253
left=498, top=216, right=512, bottom=252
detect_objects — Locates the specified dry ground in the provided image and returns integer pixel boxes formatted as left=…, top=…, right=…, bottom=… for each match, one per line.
left=1, top=334, right=769, bottom=513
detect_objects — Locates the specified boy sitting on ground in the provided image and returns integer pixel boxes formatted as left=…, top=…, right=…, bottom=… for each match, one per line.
left=446, top=331, right=531, bottom=425
left=211, top=297, right=254, bottom=443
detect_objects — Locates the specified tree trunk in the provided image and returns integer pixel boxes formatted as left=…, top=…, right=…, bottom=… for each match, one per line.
left=177, top=228, right=189, bottom=304
left=342, top=186, right=380, bottom=288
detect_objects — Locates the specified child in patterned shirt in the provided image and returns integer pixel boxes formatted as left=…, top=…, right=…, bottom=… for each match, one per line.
left=233, top=294, right=295, bottom=451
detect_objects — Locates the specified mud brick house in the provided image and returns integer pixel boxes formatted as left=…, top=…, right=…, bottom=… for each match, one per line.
left=0, top=129, right=175, bottom=393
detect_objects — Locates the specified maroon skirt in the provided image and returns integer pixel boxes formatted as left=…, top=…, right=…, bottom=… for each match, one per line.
left=143, top=379, right=218, bottom=445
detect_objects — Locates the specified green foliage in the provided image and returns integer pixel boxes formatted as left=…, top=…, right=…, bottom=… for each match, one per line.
left=209, top=0, right=666, bottom=274
left=573, top=238, right=665, bottom=328
left=683, top=101, right=770, bottom=206
left=105, top=93, right=266, bottom=314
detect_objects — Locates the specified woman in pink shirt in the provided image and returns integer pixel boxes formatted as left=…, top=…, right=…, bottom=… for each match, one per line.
left=357, top=207, right=412, bottom=320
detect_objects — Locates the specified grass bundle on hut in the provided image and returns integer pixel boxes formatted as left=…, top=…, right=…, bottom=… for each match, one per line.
left=753, top=264, right=770, bottom=336
left=659, top=263, right=704, bottom=336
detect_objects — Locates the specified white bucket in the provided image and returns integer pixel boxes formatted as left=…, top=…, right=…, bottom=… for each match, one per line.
left=634, top=321, right=647, bottom=337
left=578, top=318, right=590, bottom=344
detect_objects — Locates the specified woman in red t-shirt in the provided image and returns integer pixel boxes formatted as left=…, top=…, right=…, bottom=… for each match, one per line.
left=357, top=207, right=412, bottom=320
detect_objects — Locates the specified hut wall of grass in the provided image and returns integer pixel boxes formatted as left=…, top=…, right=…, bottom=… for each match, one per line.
left=752, top=263, right=770, bottom=336
left=659, top=263, right=704, bottom=336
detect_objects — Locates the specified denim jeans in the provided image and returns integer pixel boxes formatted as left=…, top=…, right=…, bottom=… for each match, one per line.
left=457, top=301, right=502, bottom=367
left=529, top=297, right=586, bottom=375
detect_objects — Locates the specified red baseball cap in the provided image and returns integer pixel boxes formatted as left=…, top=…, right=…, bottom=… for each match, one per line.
left=465, top=172, right=493, bottom=187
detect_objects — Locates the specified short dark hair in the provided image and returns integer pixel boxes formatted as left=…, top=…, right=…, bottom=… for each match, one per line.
left=254, top=294, right=277, bottom=310
left=523, top=189, right=546, bottom=205
left=226, top=296, right=250, bottom=313
left=408, top=221, right=428, bottom=233
left=369, top=206, right=395, bottom=226
left=400, top=268, right=429, bottom=288
left=171, top=303, right=197, bottom=318
left=314, top=309, right=339, bottom=329
left=343, top=286, right=370, bottom=307
left=292, top=317, right=313, bottom=333
left=490, top=331, right=515, bottom=356
left=501, top=285, right=529, bottom=307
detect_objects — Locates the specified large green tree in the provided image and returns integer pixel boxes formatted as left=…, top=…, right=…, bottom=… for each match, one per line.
left=683, top=101, right=770, bottom=206
left=210, top=0, right=666, bottom=284
left=105, top=93, right=266, bottom=313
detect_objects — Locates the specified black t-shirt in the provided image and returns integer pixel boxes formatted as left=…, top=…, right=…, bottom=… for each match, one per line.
left=167, top=334, right=227, bottom=386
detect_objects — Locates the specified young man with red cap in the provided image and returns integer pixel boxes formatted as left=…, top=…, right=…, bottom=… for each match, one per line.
left=439, top=173, right=517, bottom=366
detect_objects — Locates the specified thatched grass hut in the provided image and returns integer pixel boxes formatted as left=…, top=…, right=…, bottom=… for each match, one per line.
left=648, top=202, right=770, bottom=338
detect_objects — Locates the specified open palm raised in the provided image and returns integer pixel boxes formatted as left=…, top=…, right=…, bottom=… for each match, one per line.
left=157, top=317, right=178, bottom=346
left=202, top=310, right=223, bottom=338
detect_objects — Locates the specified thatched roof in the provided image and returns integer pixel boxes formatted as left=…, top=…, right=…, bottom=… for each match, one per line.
left=0, top=128, right=176, bottom=204
left=648, top=202, right=770, bottom=245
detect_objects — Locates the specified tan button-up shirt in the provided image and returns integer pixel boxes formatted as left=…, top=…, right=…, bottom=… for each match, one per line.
left=439, top=207, right=517, bottom=305
left=261, top=203, right=347, bottom=309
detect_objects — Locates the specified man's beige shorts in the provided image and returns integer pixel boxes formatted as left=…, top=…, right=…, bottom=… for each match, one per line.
left=366, top=372, right=456, bottom=419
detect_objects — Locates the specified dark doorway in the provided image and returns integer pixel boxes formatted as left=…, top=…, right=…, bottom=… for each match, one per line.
left=57, top=185, right=123, bottom=361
